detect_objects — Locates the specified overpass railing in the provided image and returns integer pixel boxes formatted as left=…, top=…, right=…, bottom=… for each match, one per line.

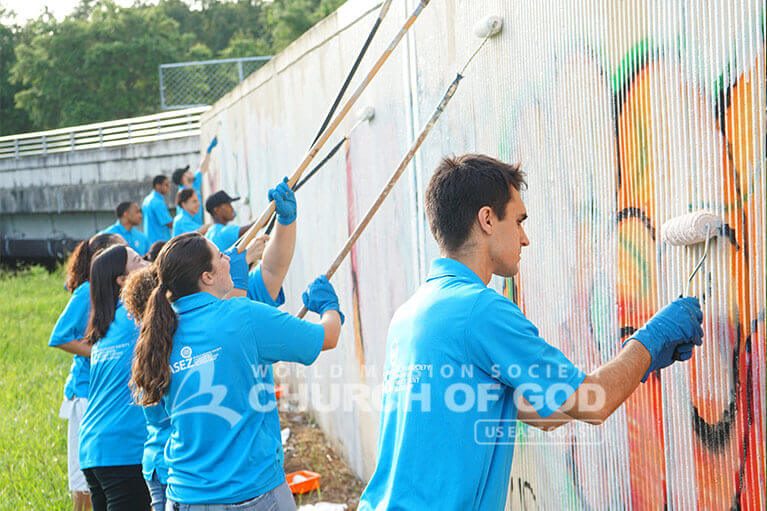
left=0, top=106, right=210, bottom=160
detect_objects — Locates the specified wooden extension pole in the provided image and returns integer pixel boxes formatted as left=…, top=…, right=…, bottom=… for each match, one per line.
left=233, top=0, right=431, bottom=253
left=297, top=74, right=464, bottom=318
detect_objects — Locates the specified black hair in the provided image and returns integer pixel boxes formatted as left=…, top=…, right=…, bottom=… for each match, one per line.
left=176, top=188, right=196, bottom=206
left=425, top=154, right=526, bottom=252
left=116, top=201, right=133, bottom=219
left=152, top=175, right=168, bottom=188
left=85, top=245, right=128, bottom=345
left=145, top=241, right=166, bottom=263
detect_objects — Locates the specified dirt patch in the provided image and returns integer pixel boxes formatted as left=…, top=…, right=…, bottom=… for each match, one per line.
left=280, top=406, right=364, bottom=509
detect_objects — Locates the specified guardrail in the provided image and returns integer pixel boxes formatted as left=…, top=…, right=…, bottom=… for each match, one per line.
left=0, top=106, right=210, bottom=160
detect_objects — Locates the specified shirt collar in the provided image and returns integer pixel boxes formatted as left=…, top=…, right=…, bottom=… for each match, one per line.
left=426, top=258, right=487, bottom=287
left=152, top=190, right=165, bottom=201
left=113, top=221, right=132, bottom=234
left=172, top=292, right=220, bottom=314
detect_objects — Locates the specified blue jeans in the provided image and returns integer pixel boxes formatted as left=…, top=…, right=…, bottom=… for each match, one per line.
left=166, top=482, right=296, bottom=511
left=146, top=471, right=167, bottom=511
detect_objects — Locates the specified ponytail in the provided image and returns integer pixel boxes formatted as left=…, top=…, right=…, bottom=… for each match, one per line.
left=84, top=245, right=127, bottom=345
left=130, top=232, right=213, bottom=406
left=131, top=285, right=177, bottom=406
left=65, top=233, right=124, bottom=292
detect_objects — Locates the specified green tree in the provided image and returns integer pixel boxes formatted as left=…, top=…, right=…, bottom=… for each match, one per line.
left=0, top=11, right=33, bottom=135
left=266, top=0, right=344, bottom=52
left=10, top=1, right=194, bottom=128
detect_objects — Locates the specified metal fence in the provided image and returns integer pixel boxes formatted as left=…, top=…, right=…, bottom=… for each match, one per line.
left=0, top=106, right=210, bottom=159
left=159, top=56, right=272, bottom=110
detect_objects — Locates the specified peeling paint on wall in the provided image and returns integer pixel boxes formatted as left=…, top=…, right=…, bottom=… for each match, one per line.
left=200, top=0, right=765, bottom=508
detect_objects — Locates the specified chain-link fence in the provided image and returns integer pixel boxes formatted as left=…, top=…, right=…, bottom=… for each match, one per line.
left=159, top=56, right=272, bottom=110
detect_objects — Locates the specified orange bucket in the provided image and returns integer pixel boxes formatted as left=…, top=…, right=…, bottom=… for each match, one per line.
left=286, top=470, right=320, bottom=494
left=274, top=384, right=286, bottom=400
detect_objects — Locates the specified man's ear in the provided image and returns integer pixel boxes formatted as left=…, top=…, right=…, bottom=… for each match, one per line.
left=199, top=271, right=214, bottom=287
left=477, top=206, right=494, bottom=235
left=115, top=275, right=126, bottom=287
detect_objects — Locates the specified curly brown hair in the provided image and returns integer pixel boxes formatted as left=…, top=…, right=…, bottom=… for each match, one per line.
left=121, top=264, right=158, bottom=323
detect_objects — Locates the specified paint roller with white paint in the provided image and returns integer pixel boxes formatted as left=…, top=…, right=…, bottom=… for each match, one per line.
left=660, top=210, right=723, bottom=298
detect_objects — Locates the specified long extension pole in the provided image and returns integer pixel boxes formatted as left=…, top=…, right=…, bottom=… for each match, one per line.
left=233, top=0, right=430, bottom=252
left=296, top=16, right=503, bottom=318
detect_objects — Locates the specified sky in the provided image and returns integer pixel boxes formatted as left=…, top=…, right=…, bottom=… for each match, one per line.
left=1, top=0, right=155, bottom=24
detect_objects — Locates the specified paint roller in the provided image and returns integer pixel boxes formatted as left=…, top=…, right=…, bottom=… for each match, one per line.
left=660, top=210, right=723, bottom=297
left=232, top=0, right=432, bottom=253
left=296, top=14, right=505, bottom=318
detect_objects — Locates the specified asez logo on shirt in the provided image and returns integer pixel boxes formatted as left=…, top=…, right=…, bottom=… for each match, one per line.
left=180, top=346, right=192, bottom=359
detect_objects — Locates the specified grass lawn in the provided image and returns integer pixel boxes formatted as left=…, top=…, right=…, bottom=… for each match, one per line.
left=0, top=266, right=72, bottom=509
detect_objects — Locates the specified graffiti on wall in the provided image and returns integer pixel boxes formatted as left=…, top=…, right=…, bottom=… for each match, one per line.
left=510, top=6, right=765, bottom=509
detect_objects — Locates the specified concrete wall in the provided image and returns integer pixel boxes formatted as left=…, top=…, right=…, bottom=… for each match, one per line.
left=201, top=0, right=766, bottom=508
left=0, top=136, right=200, bottom=248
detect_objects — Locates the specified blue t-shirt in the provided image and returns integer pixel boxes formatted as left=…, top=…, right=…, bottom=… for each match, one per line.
left=205, top=223, right=240, bottom=251
left=358, top=258, right=585, bottom=511
left=141, top=267, right=286, bottom=485
left=172, top=208, right=201, bottom=238
left=247, top=267, right=286, bottom=467
left=48, top=281, right=91, bottom=400
left=143, top=403, right=171, bottom=483
left=161, top=291, right=324, bottom=504
left=182, top=171, right=204, bottom=224
left=142, top=190, right=173, bottom=244
left=79, top=304, right=147, bottom=469
left=99, top=220, right=150, bottom=256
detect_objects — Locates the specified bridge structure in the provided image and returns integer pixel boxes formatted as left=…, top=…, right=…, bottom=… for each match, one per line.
left=0, top=107, right=207, bottom=262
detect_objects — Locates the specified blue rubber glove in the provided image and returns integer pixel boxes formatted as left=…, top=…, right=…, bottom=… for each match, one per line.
left=268, top=176, right=297, bottom=225
left=624, top=296, right=704, bottom=382
left=206, top=136, right=218, bottom=153
left=302, top=275, right=344, bottom=324
left=224, top=246, right=249, bottom=291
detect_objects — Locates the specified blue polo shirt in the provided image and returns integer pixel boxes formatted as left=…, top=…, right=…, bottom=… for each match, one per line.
left=358, top=258, right=585, bottom=511
left=142, top=190, right=173, bottom=244
left=183, top=171, right=204, bottom=224
left=143, top=403, right=171, bottom=483
left=79, top=304, right=146, bottom=469
left=141, top=267, right=287, bottom=485
left=48, top=281, right=91, bottom=399
left=99, top=221, right=150, bottom=256
left=161, top=290, right=324, bottom=504
left=172, top=208, right=201, bottom=238
left=205, top=223, right=240, bottom=251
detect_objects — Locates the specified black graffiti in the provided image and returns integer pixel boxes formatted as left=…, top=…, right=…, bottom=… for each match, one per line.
left=508, top=477, right=537, bottom=510
left=616, top=207, right=656, bottom=241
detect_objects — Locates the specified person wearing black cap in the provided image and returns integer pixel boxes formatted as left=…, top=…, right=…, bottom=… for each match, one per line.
left=203, top=190, right=255, bottom=251
left=171, top=136, right=218, bottom=225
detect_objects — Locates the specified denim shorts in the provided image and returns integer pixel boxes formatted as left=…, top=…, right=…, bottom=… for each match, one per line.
left=146, top=471, right=167, bottom=511
left=166, top=482, right=296, bottom=511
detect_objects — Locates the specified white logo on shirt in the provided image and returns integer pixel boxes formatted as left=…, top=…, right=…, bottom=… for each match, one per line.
left=180, top=346, right=192, bottom=358
left=171, top=361, right=242, bottom=427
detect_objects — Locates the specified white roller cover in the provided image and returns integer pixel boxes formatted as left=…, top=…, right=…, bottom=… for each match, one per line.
left=660, top=211, right=722, bottom=246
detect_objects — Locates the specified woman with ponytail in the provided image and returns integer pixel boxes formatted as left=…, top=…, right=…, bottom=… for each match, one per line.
left=77, top=245, right=151, bottom=510
left=129, top=232, right=343, bottom=510
left=49, top=233, right=125, bottom=510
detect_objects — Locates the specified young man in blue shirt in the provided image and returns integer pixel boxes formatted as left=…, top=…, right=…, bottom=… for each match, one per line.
left=171, top=136, right=217, bottom=225
left=358, top=154, right=704, bottom=510
left=99, top=201, right=150, bottom=256
left=204, top=190, right=256, bottom=251
left=141, top=175, right=173, bottom=244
